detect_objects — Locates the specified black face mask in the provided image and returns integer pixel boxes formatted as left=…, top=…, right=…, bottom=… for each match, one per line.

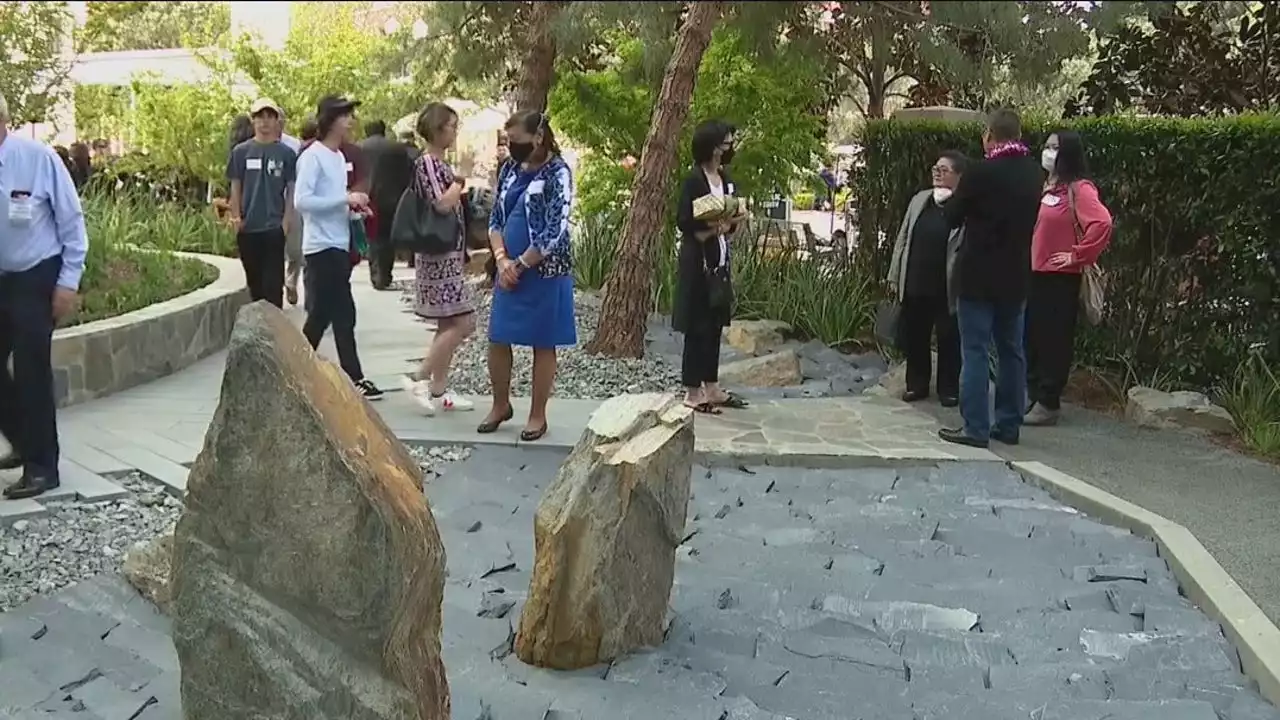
left=509, top=142, right=535, bottom=163
left=721, top=147, right=736, bottom=165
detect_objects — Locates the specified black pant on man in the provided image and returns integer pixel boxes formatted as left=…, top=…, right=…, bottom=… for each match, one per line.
left=236, top=228, right=287, bottom=307
left=368, top=204, right=398, bottom=290
left=901, top=293, right=961, bottom=399
left=302, top=248, right=365, bottom=382
left=0, top=256, right=63, bottom=495
left=1026, top=271, right=1082, bottom=411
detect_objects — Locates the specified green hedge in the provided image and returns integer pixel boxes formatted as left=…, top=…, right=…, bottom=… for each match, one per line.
left=855, top=115, right=1280, bottom=388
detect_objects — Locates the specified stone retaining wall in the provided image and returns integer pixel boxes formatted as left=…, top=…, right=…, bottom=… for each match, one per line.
left=51, top=253, right=248, bottom=407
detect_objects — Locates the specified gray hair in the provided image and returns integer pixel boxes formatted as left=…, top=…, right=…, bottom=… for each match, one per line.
left=0, top=94, right=9, bottom=122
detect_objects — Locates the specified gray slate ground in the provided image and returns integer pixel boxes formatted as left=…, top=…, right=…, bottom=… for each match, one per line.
left=2, top=449, right=1278, bottom=720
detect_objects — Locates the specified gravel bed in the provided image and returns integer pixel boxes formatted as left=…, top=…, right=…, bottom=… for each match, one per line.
left=0, top=472, right=181, bottom=612
left=399, top=283, right=683, bottom=399
left=0, top=447, right=471, bottom=613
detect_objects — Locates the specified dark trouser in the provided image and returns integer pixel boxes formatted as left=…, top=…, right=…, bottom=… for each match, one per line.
left=957, top=298, right=1026, bottom=442
left=368, top=237, right=397, bottom=289
left=681, top=328, right=721, bottom=388
left=302, top=248, right=364, bottom=382
left=236, top=228, right=287, bottom=307
left=0, top=256, right=62, bottom=480
left=901, top=293, right=961, bottom=398
left=1026, top=271, right=1082, bottom=411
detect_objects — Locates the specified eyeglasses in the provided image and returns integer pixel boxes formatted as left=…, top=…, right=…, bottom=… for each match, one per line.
left=930, top=165, right=955, bottom=174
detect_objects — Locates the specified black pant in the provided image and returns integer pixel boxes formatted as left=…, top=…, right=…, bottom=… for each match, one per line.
left=901, top=293, right=960, bottom=398
left=0, top=256, right=61, bottom=479
left=303, top=249, right=365, bottom=382
left=681, top=328, right=721, bottom=388
left=368, top=238, right=397, bottom=289
left=236, top=228, right=287, bottom=307
left=1026, top=271, right=1082, bottom=411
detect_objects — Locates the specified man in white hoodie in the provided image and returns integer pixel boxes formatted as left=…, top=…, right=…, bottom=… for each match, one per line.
left=293, top=95, right=383, bottom=399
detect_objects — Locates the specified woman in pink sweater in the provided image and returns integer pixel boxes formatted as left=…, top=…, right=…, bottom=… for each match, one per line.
left=1024, top=130, right=1113, bottom=426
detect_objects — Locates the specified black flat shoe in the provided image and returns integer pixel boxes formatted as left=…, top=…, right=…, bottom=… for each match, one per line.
left=3, top=474, right=60, bottom=500
left=939, top=395, right=959, bottom=408
left=937, top=427, right=989, bottom=449
left=901, top=390, right=929, bottom=403
left=0, top=453, right=21, bottom=471
left=520, top=424, right=548, bottom=442
left=477, top=406, right=514, bottom=434
left=990, top=431, right=1020, bottom=446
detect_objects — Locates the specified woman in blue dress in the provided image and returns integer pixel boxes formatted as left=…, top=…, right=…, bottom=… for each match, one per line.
left=479, top=111, right=576, bottom=442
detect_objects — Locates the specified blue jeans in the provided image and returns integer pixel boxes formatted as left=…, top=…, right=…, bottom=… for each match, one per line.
left=956, top=299, right=1027, bottom=441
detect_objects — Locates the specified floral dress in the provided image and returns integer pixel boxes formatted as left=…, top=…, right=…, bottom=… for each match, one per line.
left=411, top=153, right=473, bottom=319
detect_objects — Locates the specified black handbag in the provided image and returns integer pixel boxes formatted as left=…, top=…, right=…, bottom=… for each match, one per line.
left=389, top=188, right=459, bottom=256
left=706, top=264, right=734, bottom=313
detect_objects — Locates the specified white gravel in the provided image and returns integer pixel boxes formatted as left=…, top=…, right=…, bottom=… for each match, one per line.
left=0, top=447, right=472, bottom=613
left=399, top=283, right=683, bottom=400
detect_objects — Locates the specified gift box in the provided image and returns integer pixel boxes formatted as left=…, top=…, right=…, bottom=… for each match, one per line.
left=693, top=193, right=745, bottom=222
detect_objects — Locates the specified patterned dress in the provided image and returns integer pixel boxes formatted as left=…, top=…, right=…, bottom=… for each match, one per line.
left=411, top=153, right=473, bottom=319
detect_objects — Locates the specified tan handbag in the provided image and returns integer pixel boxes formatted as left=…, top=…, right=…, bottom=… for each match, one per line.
left=1066, top=183, right=1107, bottom=326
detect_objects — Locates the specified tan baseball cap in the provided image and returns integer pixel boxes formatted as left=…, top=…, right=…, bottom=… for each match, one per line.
left=249, top=98, right=282, bottom=116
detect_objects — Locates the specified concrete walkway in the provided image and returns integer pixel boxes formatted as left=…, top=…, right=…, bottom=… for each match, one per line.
left=915, top=399, right=1280, bottom=627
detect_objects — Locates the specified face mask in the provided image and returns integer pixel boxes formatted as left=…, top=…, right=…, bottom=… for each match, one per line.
left=932, top=187, right=953, bottom=204
left=720, top=147, right=735, bottom=165
left=1041, top=148, right=1058, bottom=173
left=509, top=141, right=535, bottom=163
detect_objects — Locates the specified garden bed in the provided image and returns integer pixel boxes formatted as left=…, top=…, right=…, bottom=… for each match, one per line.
left=73, top=247, right=217, bottom=326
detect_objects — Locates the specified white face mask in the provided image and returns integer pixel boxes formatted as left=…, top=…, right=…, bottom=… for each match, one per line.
left=1041, top=148, right=1058, bottom=173
left=932, top=187, right=953, bottom=204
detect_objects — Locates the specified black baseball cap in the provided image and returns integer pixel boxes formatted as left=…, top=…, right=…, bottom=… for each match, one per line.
left=316, top=95, right=360, bottom=118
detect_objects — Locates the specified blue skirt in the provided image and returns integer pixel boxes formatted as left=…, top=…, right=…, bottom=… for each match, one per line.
left=489, top=271, right=577, bottom=348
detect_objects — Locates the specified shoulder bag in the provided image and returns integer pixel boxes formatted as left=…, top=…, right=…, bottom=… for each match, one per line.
left=1066, top=182, right=1107, bottom=326
left=390, top=155, right=460, bottom=256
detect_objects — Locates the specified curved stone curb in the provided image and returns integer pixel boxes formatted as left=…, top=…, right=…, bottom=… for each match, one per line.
left=1014, top=460, right=1280, bottom=706
left=52, top=252, right=248, bottom=407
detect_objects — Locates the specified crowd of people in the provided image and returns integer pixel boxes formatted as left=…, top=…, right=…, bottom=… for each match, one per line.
left=886, top=108, right=1113, bottom=447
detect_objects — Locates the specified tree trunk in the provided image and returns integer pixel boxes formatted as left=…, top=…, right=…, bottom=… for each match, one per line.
left=513, top=0, right=561, bottom=112
left=584, top=0, right=724, bottom=359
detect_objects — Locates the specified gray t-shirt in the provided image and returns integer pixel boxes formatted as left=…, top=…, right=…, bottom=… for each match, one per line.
left=226, top=139, right=297, bottom=233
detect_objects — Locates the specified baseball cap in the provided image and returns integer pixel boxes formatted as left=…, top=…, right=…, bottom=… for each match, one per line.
left=317, top=95, right=360, bottom=118
left=249, top=98, right=282, bottom=116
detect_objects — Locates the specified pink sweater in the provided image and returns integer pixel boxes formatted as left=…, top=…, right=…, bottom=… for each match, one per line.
left=1032, top=180, right=1113, bottom=273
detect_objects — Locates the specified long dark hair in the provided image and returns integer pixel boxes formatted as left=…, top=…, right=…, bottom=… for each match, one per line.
left=504, top=110, right=560, bottom=159
left=1048, top=129, right=1088, bottom=183
left=229, top=114, right=253, bottom=148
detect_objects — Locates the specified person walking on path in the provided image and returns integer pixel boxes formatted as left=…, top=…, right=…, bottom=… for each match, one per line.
left=294, top=95, right=383, bottom=400
left=359, top=119, right=415, bottom=290
left=1024, top=130, right=1113, bottom=426
left=402, top=103, right=477, bottom=414
left=937, top=108, right=1042, bottom=448
left=478, top=111, right=576, bottom=442
left=226, top=98, right=296, bottom=308
left=887, top=150, right=968, bottom=407
left=673, top=119, right=751, bottom=415
left=0, top=93, right=89, bottom=500
left=285, top=117, right=319, bottom=306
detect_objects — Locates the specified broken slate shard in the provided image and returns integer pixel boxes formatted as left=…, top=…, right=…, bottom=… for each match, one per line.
left=169, top=302, right=450, bottom=720
left=516, top=393, right=695, bottom=669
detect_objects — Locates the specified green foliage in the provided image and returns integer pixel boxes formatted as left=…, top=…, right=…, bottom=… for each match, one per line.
left=74, top=86, right=132, bottom=141
left=574, top=212, right=876, bottom=346
left=85, top=191, right=237, bottom=257
left=1220, top=352, right=1280, bottom=460
left=0, top=2, right=72, bottom=124
left=77, top=1, right=231, bottom=52
left=128, top=73, right=247, bottom=187
left=855, top=114, right=1280, bottom=389
left=76, top=195, right=221, bottom=326
left=551, top=26, right=828, bottom=217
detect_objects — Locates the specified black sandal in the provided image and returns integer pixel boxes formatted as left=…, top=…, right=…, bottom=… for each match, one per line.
left=684, top=402, right=722, bottom=415
left=715, top=392, right=749, bottom=409
left=477, top=406, right=514, bottom=434
left=519, top=424, right=548, bottom=442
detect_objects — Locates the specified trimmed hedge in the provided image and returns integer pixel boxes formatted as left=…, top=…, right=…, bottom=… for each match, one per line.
left=855, top=115, right=1280, bottom=388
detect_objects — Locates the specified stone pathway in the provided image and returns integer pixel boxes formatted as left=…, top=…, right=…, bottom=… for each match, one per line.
left=3, top=449, right=1277, bottom=719
left=1, top=269, right=991, bottom=524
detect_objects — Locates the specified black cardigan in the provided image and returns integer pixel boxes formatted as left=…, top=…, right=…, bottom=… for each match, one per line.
left=672, top=166, right=736, bottom=334
left=676, top=166, right=736, bottom=264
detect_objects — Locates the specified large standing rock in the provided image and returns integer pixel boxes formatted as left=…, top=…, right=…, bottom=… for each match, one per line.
left=1126, top=386, right=1236, bottom=435
left=516, top=393, right=695, bottom=669
left=170, top=302, right=450, bottom=720
left=719, top=350, right=803, bottom=387
left=724, top=319, right=791, bottom=355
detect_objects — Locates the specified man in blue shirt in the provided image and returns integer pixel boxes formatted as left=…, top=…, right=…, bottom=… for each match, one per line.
left=0, top=93, right=90, bottom=500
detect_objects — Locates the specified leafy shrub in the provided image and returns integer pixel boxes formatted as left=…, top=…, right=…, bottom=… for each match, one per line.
left=75, top=196, right=220, bottom=325
left=81, top=192, right=237, bottom=258
left=855, top=115, right=1280, bottom=389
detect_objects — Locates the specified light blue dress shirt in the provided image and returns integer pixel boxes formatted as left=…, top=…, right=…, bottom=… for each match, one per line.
left=0, top=134, right=89, bottom=291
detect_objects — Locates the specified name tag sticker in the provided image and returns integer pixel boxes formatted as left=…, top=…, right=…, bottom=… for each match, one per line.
left=7, top=191, right=33, bottom=227
left=726, top=183, right=735, bottom=195
left=528, top=180, right=545, bottom=195
left=345, top=162, right=354, bottom=172
left=246, top=158, right=263, bottom=170
left=1041, top=194, right=1062, bottom=207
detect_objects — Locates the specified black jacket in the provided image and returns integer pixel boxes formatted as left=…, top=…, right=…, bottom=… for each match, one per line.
left=358, top=134, right=415, bottom=220
left=943, top=153, right=1042, bottom=303
left=673, top=167, right=736, bottom=334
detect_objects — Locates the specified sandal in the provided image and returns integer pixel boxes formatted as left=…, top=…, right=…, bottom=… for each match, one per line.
left=519, top=424, right=549, bottom=442
left=715, top=392, right=749, bottom=409
left=477, top=406, right=514, bottom=434
left=684, top=402, right=722, bottom=415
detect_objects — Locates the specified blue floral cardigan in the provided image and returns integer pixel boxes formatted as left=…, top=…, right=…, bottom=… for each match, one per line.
left=488, top=155, right=574, bottom=278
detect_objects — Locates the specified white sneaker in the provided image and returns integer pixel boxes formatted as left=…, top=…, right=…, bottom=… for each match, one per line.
left=402, top=376, right=437, bottom=416
left=435, top=390, right=474, bottom=412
